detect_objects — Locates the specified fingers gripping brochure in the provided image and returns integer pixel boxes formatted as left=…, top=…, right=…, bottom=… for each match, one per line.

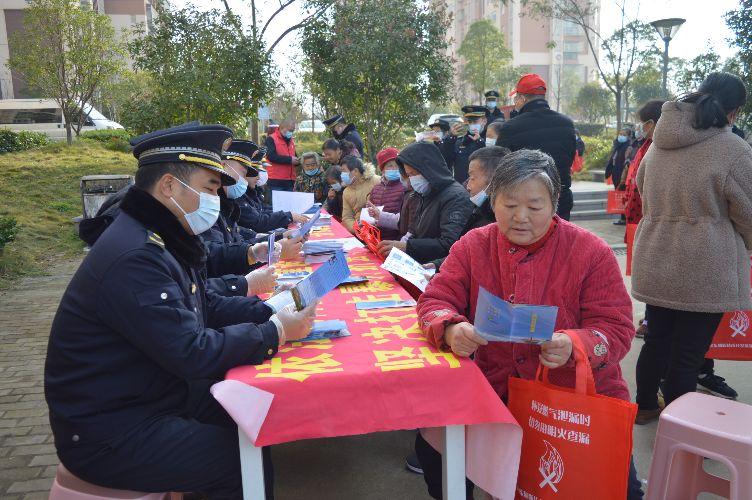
left=289, top=208, right=321, bottom=239
left=473, top=287, right=558, bottom=344
left=265, top=250, right=351, bottom=312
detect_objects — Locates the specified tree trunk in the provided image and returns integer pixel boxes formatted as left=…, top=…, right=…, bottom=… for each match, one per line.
left=614, top=88, right=623, bottom=132
left=65, top=123, right=73, bottom=146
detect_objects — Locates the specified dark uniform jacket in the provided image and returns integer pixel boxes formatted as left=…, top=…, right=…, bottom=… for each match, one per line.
left=79, top=185, right=250, bottom=298
left=497, top=99, right=576, bottom=219
left=333, top=123, right=365, bottom=157
left=202, top=192, right=263, bottom=279
left=485, top=107, right=505, bottom=124
left=45, top=186, right=279, bottom=450
left=397, top=142, right=474, bottom=263
left=237, top=186, right=292, bottom=233
left=443, top=134, right=485, bottom=185
left=430, top=198, right=495, bottom=271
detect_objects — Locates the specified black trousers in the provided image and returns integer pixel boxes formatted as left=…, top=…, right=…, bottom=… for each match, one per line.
left=58, top=381, right=274, bottom=500
left=415, top=432, right=643, bottom=499
left=556, top=186, right=573, bottom=221
left=636, top=304, right=723, bottom=410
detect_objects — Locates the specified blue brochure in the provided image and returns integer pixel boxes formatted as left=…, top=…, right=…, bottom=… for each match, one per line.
left=474, top=287, right=558, bottom=344
left=267, top=232, right=276, bottom=265
left=291, top=250, right=351, bottom=310
left=289, top=208, right=322, bottom=239
left=355, top=299, right=417, bottom=310
left=298, top=320, right=351, bottom=342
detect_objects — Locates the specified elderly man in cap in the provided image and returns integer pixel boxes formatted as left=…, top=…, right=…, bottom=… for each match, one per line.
left=323, top=113, right=365, bottom=156
left=44, top=123, right=318, bottom=498
left=443, top=105, right=487, bottom=184
left=484, top=90, right=505, bottom=124
left=497, top=73, right=577, bottom=220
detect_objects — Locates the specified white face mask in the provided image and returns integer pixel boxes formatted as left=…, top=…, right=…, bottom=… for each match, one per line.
left=409, top=174, right=430, bottom=195
left=469, top=185, right=489, bottom=208
left=170, top=177, right=220, bottom=235
left=468, top=123, right=483, bottom=135
left=330, top=183, right=342, bottom=192
left=257, top=170, right=269, bottom=187
left=485, top=137, right=497, bottom=147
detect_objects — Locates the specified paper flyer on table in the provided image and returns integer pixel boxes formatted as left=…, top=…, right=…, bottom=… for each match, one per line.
left=381, top=246, right=434, bottom=292
left=267, top=232, right=276, bottom=265
left=473, top=287, right=558, bottom=344
left=290, top=250, right=351, bottom=310
left=272, top=191, right=314, bottom=214
left=359, top=206, right=383, bottom=225
left=289, top=208, right=321, bottom=239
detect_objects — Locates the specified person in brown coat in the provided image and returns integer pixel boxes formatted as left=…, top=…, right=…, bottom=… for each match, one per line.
left=633, top=72, right=752, bottom=424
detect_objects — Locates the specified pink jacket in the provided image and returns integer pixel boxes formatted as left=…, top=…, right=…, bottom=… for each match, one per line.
left=417, top=217, right=634, bottom=402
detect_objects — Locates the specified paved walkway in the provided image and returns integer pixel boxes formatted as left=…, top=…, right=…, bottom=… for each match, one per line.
left=1, top=220, right=749, bottom=499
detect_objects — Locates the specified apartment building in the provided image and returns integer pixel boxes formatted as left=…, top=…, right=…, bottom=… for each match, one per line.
left=0, top=0, right=157, bottom=99
left=438, top=0, right=600, bottom=108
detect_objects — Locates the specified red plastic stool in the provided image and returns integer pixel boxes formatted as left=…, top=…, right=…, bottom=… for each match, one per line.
left=646, top=392, right=752, bottom=499
left=49, top=464, right=182, bottom=500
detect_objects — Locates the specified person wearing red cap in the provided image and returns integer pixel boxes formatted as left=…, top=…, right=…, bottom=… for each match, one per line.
left=366, top=147, right=406, bottom=240
left=498, top=73, right=577, bottom=220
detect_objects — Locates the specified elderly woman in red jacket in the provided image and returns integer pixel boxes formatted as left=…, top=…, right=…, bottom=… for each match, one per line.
left=415, top=149, right=642, bottom=500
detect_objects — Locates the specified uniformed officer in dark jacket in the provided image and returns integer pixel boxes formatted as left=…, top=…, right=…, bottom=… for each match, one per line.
left=45, top=123, right=317, bottom=498
left=376, top=141, right=474, bottom=263
left=443, top=105, right=487, bottom=185
left=484, top=90, right=505, bottom=124
left=427, top=116, right=454, bottom=166
left=79, top=184, right=254, bottom=298
left=498, top=74, right=576, bottom=220
left=428, top=146, right=509, bottom=271
left=323, top=114, right=365, bottom=156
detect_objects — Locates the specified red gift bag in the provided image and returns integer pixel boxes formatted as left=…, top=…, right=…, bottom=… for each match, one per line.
left=571, top=151, right=584, bottom=174
left=508, top=334, right=637, bottom=500
left=625, top=223, right=637, bottom=276
left=606, top=190, right=628, bottom=214
left=707, top=259, right=752, bottom=360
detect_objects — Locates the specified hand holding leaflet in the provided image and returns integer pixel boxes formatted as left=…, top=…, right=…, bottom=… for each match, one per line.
left=289, top=208, right=321, bottom=239
left=290, top=250, right=351, bottom=310
left=381, top=246, right=432, bottom=292
left=474, top=287, right=558, bottom=344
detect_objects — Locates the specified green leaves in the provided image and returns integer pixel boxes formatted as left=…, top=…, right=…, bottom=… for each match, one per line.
left=128, top=6, right=276, bottom=133
left=8, top=0, right=125, bottom=144
left=458, top=19, right=515, bottom=101
left=301, top=0, right=453, bottom=158
left=725, top=0, right=752, bottom=127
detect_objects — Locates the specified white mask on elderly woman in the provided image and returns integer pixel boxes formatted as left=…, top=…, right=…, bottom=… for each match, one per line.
left=492, top=176, right=555, bottom=246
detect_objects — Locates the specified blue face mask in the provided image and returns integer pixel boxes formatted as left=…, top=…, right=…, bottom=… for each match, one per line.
left=486, top=100, right=497, bottom=109
left=170, top=178, right=221, bottom=235
left=409, top=174, right=430, bottom=195
left=304, top=168, right=320, bottom=177
left=330, top=182, right=342, bottom=192
left=469, top=186, right=489, bottom=208
left=341, top=171, right=351, bottom=186
left=617, top=135, right=628, bottom=143
left=384, top=169, right=401, bottom=182
left=468, top=123, right=483, bottom=135
left=283, top=131, right=293, bottom=140
left=226, top=176, right=248, bottom=199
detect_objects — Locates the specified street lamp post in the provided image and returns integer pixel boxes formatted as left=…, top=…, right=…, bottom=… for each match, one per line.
left=650, top=18, right=686, bottom=97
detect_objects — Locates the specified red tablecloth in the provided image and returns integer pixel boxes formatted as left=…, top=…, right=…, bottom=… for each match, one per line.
left=213, top=217, right=522, bottom=497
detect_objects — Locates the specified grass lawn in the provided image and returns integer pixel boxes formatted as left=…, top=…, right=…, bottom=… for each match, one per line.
left=0, top=140, right=136, bottom=289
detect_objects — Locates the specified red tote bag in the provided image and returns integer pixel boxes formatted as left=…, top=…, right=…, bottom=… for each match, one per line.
left=508, top=334, right=637, bottom=500
left=606, top=190, right=628, bottom=214
left=707, top=259, right=752, bottom=360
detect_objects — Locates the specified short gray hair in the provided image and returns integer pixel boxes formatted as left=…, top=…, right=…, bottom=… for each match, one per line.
left=301, top=152, right=320, bottom=165
left=488, top=149, right=560, bottom=210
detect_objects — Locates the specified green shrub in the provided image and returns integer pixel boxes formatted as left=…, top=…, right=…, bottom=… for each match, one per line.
left=0, top=216, right=18, bottom=251
left=80, top=129, right=132, bottom=153
left=575, top=122, right=605, bottom=137
left=581, top=135, right=613, bottom=174
left=0, top=129, right=51, bottom=153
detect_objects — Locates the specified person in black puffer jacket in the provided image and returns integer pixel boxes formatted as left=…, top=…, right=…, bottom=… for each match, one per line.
left=376, top=142, right=474, bottom=263
left=498, top=73, right=576, bottom=220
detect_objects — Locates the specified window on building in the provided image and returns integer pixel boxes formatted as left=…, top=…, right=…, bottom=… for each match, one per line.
left=564, top=41, right=582, bottom=53
left=563, top=20, right=581, bottom=36
left=0, top=108, right=63, bottom=125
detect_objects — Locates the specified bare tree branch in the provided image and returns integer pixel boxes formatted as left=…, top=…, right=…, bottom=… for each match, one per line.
left=266, top=3, right=330, bottom=55
left=260, top=0, right=296, bottom=40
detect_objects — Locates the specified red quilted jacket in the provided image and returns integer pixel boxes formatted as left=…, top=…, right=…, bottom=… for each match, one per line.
left=417, top=218, right=634, bottom=402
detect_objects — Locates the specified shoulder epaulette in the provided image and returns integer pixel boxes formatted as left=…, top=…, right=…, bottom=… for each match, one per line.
left=146, top=230, right=165, bottom=249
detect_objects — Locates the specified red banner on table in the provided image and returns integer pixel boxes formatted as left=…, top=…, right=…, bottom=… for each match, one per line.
left=606, top=190, right=627, bottom=215
left=707, top=260, right=752, bottom=360
left=223, top=219, right=517, bottom=447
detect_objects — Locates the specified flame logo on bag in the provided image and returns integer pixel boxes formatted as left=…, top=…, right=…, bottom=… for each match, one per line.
left=730, top=311, right=750, bottom=338
left=538, top=440, right=564, bottom=492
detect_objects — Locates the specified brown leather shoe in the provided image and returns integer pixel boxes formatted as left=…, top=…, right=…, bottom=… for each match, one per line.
left=635, top=408, right=661, bottom=425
